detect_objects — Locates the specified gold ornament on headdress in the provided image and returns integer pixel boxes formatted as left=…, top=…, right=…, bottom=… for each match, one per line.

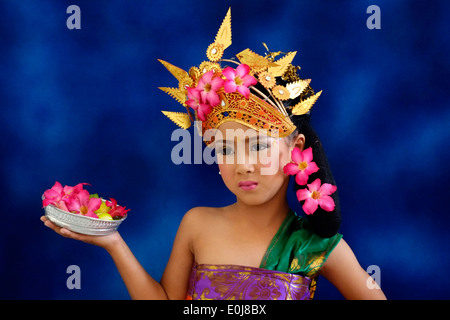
left=159, top=7, right=322, bottom=143
left=206, top=8, right=232, bottom=61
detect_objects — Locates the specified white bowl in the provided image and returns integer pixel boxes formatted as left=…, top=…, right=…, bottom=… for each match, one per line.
left=44, top=204, right=126, bottom=235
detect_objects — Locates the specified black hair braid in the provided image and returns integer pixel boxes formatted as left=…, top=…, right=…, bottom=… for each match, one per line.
left=291, top=115, right=341, bottom=238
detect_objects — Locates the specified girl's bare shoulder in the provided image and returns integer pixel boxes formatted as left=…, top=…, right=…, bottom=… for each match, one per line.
left=181, top=205, right=230, bottom=229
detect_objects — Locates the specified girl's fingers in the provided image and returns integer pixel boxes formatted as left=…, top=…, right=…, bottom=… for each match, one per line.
left=40, top=215, right=119, bottom=248
left=41, top=215, right=76, bottom=239
left=41, top=216, right=57, bottom=230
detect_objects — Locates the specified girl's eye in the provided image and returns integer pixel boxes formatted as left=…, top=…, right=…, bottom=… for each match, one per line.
left=217, top=146, right=234, bottom=156
left=251, top=143, right=269, bottom=152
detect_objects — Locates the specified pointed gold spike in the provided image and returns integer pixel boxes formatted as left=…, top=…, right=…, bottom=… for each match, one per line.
left=158, top=59, right=191, bottom=85
left=291, top=90, right=322, bottom=115
left=268, top=51, right=297, bottom=77
left=158, top=87, right=187, bottom=106
left=214, top=7, right=232, bottom=50
left=161, top=111, right=191, bottom=129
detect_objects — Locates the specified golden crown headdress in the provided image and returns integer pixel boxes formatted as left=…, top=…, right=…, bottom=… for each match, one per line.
left=159, top=8, right=322, bottom=144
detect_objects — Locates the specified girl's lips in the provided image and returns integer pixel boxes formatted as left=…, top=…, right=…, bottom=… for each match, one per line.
left=238, top=181, right=258, bottom=191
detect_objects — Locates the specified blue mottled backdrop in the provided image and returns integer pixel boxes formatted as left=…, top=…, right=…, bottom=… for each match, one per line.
left=1, top=0, right=449, bottom=299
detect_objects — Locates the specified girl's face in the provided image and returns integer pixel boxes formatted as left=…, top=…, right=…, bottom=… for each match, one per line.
left=213, top=122, right=304, bottom=206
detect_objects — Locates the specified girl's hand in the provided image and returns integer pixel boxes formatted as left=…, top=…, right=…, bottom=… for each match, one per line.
left=41, top=215, right=170, bottom=299
left=40, top=215, right=121, bottom=251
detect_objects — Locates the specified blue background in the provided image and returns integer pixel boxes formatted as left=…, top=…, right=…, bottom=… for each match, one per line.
left=1, top=0, right=449, bottom=299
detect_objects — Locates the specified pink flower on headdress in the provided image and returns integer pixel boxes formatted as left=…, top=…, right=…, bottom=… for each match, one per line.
left=65, top=189, right=102, bottom=218
left=222, top=64, right=257, bottom=99
left=186, top=87, right=212, bottom=121
left=283, top=147, right=319, bottom=185
left=296, top=179, right=337, bottom=215
left=196, top=70, right=224, bottom=107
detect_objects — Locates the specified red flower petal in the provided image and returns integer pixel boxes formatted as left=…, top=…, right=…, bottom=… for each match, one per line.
left=200, top=70, right=214, bottom=83
left=283, top=163, right=300, bottom=175
left=295, top=171, right=309, bottom=185
left=224, top=80, right=237, bottom=93
left=318, top=183, right=337, bottom=196
left=236, top=85, right=250, bottom=99
left=302, top=147, right=314, bottom=163
left=206, top=91, right=220, bottom=107
left=318, top=195, right=336, bottom=212
left=236, top=64, right=250, bottom=78
left=51, top=181, right=64, bottom=194
left=210, top=76, right=225, bottom=91
left=242, top=74, right=257, bottom=87
left=88, top=197, right=102, bottom=212
left=304, top=161, right=319, bottom=175
left=222, top=66, right=236, bottom=80
left=291, top=147, right=303, bottom=164
left=302, top=198, right=319, bottom=215
left=296, top=188, right=310, bottom=202
left=308, top=178, right=322, bottom=192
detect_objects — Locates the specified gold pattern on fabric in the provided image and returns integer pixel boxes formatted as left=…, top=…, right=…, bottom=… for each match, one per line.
left=304, top=254, right=326, bottom=278
left=309, top=277, right=318, bottom=299
left=187, top=264, right=312, bottom=300
left=288, top=252, right=326, bottom=278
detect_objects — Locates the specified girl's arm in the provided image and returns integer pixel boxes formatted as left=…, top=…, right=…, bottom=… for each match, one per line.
left=319, top=239, right=387, bottom=300
left=108, top=208, right=197, bottom=300
left=104, top=232, right=169, bottom=299
left=41, top=213, right=195, bottom=300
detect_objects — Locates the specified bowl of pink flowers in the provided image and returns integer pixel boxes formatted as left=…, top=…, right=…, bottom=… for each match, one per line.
left=42, top=182, right=130, bottom=235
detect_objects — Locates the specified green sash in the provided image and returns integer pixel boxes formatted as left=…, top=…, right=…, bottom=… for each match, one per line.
left=260, top=210, right=342, bottom=278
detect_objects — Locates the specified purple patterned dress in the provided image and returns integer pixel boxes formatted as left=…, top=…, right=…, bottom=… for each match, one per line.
left=186, top=211, right=342, bottom=300
left=186, top=263, right=313, bottom=300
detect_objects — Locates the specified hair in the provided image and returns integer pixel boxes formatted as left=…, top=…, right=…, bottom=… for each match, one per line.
left=252, top=79, right=341, bottom=238
left=290, top=114, right=341, bottom=238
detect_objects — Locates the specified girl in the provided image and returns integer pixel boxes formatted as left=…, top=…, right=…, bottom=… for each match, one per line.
left=41, top=8, right=386, bottom=300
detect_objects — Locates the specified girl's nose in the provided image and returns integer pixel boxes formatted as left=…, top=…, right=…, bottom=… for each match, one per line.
left=235, top=150, right=256, bottom=174
left=236, top=161, right=255, bottom=174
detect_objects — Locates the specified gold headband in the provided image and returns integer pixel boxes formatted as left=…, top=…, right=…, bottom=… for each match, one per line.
left=159, top=8, right=322, bottom=143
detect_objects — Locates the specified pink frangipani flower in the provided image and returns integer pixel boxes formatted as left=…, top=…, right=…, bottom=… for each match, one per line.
left=186, top=87, right=212, bottom=122
left=62, top=182, right=89, bottom=198
left=196, top=70, right=224, bottom=107
left=42, top=181, right=89, bottom=211
left=283, top=147, right=319, bottom=185
left=222, top=64, right=257, bottom=99
left=296, top=178, right=337, bottom=215
left=42, top=181, right=67, bottom=210
left=65, top=189, right=102, bottom=218
left=43, top=181, right=130, bottom=220
left=106, top=198, right=130, bottom=219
